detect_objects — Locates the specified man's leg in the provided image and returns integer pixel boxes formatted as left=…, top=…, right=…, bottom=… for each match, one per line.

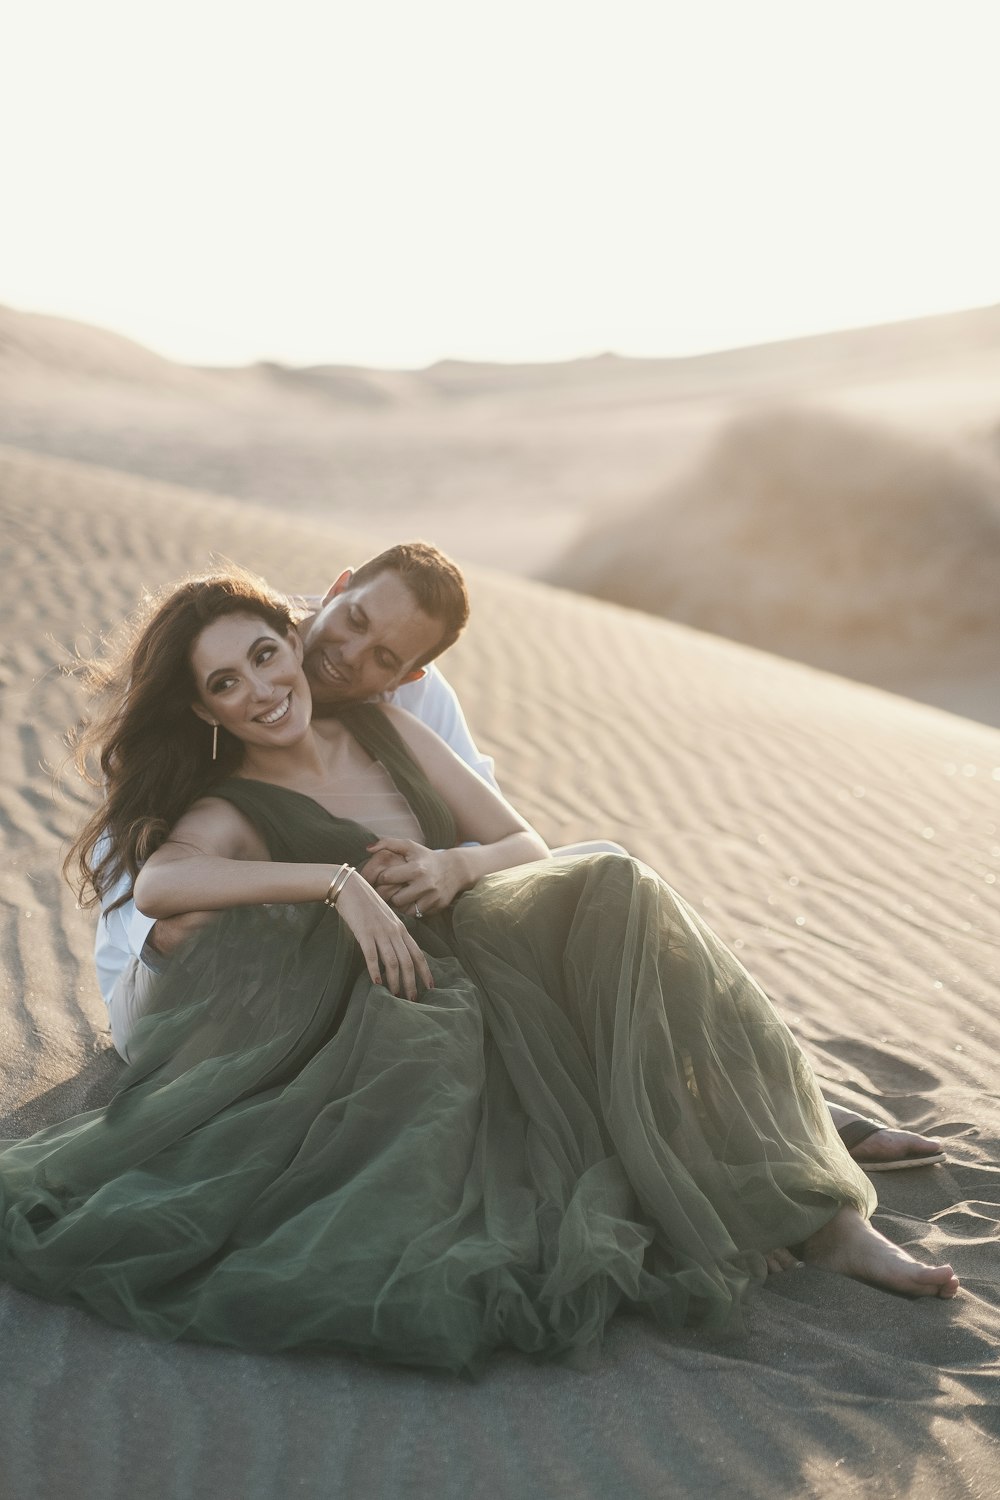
left=827, top=1103, right=944, bottom=1170
left=107, top=957, right=160, bottom=1061
left=550, top=840, right=628, bottom=858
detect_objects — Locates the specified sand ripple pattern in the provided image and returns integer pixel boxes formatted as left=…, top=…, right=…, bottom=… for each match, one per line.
left=1, top=444, right=999, bottom=1497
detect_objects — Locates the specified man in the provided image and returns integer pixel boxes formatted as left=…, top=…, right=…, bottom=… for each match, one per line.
left=96, top=541, right=943, bottom=1171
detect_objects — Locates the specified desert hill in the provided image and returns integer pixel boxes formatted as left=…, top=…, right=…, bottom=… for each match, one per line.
left=8, top=300, right=1000, bottom=402
left=548, top=406, right=1000, bottom=725
left=3, top=300, right=1000, bottom=728
left=4, top=299, right=1000, bottom=577
left=1, top=440, right=999, bottom=1497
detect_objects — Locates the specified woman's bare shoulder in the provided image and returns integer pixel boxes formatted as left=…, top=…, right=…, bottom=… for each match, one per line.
left=162, top=794, right=268, bottom=860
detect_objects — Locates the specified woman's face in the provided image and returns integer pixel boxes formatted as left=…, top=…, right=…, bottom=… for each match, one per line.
left=189, top=612, right=312, bottom=752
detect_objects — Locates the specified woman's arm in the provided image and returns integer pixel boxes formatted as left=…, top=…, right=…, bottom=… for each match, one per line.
left=132, top=798, right=331, bottom=918
left=133, top=796, right=433, bottom=1000
left=362, top=705, right=549, bottom=914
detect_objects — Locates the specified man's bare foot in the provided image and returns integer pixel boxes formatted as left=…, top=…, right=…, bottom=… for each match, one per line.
left=828, top=1104, right=944, bottom=1170
left=802, top=1207, right=959, bottom=1298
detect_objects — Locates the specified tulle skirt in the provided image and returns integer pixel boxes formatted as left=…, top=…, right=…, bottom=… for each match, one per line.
left=0, top=854, right=874, bottom=1373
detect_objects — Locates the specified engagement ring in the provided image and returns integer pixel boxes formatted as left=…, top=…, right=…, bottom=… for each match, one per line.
left=414, top=906, right=423, bottom=919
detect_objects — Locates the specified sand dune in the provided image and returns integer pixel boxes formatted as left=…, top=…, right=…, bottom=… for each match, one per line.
left=1, top=443, right=999, bottom=1497
left=550, top=407, right=1000, bottom=727
left=4, top=301, right=1000, bottom=732
left=5, top=300, right=1000, bottom=585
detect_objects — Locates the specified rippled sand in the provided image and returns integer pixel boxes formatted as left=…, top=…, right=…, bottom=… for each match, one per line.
left=1, top=444, right=998, bottom=1499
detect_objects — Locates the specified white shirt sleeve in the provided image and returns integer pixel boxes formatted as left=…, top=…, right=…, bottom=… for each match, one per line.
left=388, top=665, right=498, bottom=790
left=93, top=849, right=157, bottom=1009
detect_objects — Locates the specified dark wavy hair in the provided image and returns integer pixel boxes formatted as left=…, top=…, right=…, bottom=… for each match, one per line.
left=65, top=569, right=297, bottom=913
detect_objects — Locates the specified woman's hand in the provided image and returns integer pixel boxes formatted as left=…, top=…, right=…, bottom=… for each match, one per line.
left=334, top=869, right=435, bottom=1002
left=361, top=838, right=466, bottom=918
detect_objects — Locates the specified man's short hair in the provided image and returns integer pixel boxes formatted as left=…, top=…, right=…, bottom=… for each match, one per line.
left=347, top=542, right=470, bottom=666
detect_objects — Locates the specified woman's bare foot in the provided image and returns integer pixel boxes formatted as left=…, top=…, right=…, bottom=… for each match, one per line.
left=802, top=1207, right=959, bottom=1298
left=827, top=1104, right=944, bottom=1169
left=765, top=1247, right=803, bottom=1275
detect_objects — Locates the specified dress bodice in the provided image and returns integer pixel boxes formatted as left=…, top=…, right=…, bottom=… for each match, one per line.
left=206, top=703, right=457, bottom=865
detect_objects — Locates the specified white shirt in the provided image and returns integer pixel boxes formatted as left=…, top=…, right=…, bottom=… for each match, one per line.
left=93, top=664, right=497, bottom=1007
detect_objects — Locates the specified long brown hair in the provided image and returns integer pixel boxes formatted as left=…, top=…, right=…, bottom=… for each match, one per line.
left=65, top=569, right=297, bottom=912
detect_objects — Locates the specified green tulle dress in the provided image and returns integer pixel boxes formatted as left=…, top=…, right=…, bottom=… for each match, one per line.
left=0, top=707, right=874, bottom=1373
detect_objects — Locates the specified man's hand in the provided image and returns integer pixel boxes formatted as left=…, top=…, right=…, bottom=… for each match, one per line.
left=358, top=846, right=404, bottom=899
left=361, top=838, right=466, bottom=917
left=146, top=910, right=218, bottom=959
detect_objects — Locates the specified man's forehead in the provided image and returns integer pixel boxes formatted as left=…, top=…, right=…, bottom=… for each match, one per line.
left=340, top=573, right=442, bottom=657
left=345, top=571, right=415, bottom=618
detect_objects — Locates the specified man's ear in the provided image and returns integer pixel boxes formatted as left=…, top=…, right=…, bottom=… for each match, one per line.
left=320, top=569, right=354, bottom=607
left=398, top=667, right=427, bottom=686
left=191, top=701, right=215, bottom=727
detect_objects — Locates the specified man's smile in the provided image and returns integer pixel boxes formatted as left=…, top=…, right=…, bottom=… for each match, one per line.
left=318, top=651, right=350, bottom=687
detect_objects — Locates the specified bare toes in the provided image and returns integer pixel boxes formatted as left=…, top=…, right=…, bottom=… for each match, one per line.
left=766, top=1248, right=802, bottom=1275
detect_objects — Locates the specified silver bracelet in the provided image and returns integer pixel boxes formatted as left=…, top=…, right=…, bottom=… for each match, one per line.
left=323, top=864, right=355, bottom=908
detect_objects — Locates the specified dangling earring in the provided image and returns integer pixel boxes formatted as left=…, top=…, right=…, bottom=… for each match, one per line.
left=211, top=723, right=219, bottom=761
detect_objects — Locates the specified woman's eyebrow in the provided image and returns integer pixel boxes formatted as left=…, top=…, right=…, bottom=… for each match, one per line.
left=204, top=636, right=274, bottom=685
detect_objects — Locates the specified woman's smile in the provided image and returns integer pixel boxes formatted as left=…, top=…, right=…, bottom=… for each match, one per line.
left=254, top=694, right=292, bottom=725
left=189, top=613, right=313, bottom=749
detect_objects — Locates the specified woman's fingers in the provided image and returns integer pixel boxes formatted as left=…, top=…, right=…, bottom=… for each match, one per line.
left=379, top=936, right=402, bottom=996
left=403, top=929, right=435, bottom=991
left=387, top=926, right=436, bottom=999
left=360, top=935, right=410, bottom=999
left=374, top=927, right=416, bottom=1001
left=359, top=938, right=383, bottom=988
left=337, top=878, right=433, bottom=1000
left=371, top=923, right=431, bottom=1001
left=393, top=935, right=418, bottom=1002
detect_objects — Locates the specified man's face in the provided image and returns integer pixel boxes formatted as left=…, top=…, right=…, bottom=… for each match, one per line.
left=299, top=569, right=445, bottom=706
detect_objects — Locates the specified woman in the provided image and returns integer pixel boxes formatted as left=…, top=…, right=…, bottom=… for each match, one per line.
left=0, top=572, right=958, bottom=1374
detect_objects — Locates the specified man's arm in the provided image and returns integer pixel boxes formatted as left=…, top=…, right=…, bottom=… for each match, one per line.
left=93, top=849, right=158, bottom=1007
left=388, top=665, right=498, bottom=790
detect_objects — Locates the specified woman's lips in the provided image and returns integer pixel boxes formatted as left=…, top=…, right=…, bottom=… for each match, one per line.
left=255, top=694, right=291, bottom=725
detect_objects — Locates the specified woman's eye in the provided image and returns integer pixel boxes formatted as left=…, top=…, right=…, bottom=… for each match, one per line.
left=211, top=676, right=236, bottom=694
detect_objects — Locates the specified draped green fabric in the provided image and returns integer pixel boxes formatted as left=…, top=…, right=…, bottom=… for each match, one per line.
left=0, top=705, right=875, bottom=1373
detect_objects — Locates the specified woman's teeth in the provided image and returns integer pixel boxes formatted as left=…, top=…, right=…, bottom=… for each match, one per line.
left=256, top=696, right=290, bottom=725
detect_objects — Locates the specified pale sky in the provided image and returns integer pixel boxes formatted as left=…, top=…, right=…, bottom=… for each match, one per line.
left=4, top=0, right=1000, bottom=369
